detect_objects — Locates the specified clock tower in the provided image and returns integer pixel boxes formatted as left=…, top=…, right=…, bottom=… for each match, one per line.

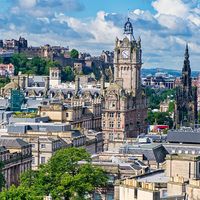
left=114, top=18, right=142, bottom=95
left=102, top=18, right=147, bottom=150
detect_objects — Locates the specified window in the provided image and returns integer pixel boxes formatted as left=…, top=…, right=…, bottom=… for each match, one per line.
left=41, top=157, right=46, bottom=164
left=178, top=150, right=182, bottom=154
left=192, top=151, right=195, bottom=155
left=109, top=113, right=114, bottom=118
left=32, top=157, right=35, bottom=164
left=117, top=133, right=120, bottom=139
left=109, top=121, right=114, bottom=128
left=117, top=122, right=121, bottom=128
left=185, top=150, right=188, bottom=154
left=109, top=133, right=113, bottom=141
left=31, top=144, right=35, bottom=148
left=117, top=113, right=120, bottom=118
left=102, top=121, right=106, bottom=128
left=199, top=162, right=200, bottom=174
left=172, top=149, right=175, bottom=153
left=41, top=144, right=46, bottom=149
left=66, top=113, right=69, bottom=117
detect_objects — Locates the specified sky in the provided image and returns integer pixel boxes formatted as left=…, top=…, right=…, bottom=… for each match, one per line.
left=0, top=0, right=200, bottom=70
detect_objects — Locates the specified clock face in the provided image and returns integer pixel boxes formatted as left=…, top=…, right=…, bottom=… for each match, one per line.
left=122, top=50, right=129, bottom=59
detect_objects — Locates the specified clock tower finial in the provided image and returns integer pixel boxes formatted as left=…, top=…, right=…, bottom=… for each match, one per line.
left=124, top=18, right=134, bottom=41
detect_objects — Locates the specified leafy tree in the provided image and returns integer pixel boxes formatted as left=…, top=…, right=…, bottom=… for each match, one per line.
left=70, top=49, right=79, bottom=59
left=2, top=148, right=108, bottom=200
left=145, top=87, right=175, bottom=109
left=0, top=185, right=42, bottom=200
left=62, top=66, right=75, bottom=82
left=11, top=53, right=28, bottom=75
left=147, top=111, right=173, bottom=128
left=0, top=57, right=3, bottom=64
left=0, top=77, right=10, bottom=88
left=168, top=101, right=175, bottom=113
left=28, top=57, right=47, bottom=75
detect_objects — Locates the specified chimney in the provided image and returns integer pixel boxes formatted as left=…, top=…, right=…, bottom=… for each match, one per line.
left=100, top=74, right=105, bottom=95
left=75, top=76, right=80, bottom=95
left=25, top=74, right=29, bottom=88
left=20, top=76, right=26, bottom=90
left=44, top=76, right=50, bottom=91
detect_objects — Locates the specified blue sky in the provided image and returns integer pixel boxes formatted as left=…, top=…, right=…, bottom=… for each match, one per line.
left=0, top=0, right=200, bottom=70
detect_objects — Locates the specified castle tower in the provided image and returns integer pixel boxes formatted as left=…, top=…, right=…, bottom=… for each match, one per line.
left=175, top=44, right=198, bottom=128
left=49, top=67, right=61, bottom=88
left=114, top=18, right=142, bottom=95
left=102, top=18, right=147, bottom=150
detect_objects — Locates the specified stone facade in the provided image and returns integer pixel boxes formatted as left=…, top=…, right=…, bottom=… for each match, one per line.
left=0, top=139, right=32, bottom=188
left=102, top=18, right=147, bottom=149
left=49, top=67, right=61, bottom=88
left=165, top=154, right=200, bottom=181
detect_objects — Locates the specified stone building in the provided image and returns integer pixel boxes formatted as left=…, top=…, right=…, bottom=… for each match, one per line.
left=49, top=67, right=61, bottom=88
left=102, top=18, right=147, bottom=149
left=1, top=121, right=103, bottom=169
left=0, top=138, right=32, bottom=188
left=165, top=154, right=200, bottom=181
left=175, top=45, right=198, bottom=128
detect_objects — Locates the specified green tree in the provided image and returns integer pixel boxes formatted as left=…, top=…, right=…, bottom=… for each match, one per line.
left=145, top=87, right=175, bottom=110
left=0, top=57, right=3, bottom=64
left=147, top=111, right=173, bottom=128
left=3, top=148, right=108, bottom=200
left=62, top=66, right=75, bottom=82
left=27, top=57, right=47, bottom=75
left=168, top=101, right=175, bottom=113
left=0, top=77, right=10, bottom=88
left=70, top=49, right=79, bottom=59
left=0, top=185, right=42, bottom=200
left=10, top=53, right=28, bottom=75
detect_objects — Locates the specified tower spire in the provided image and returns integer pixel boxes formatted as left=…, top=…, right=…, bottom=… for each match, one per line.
left=185, top=43, right=189, bottom=60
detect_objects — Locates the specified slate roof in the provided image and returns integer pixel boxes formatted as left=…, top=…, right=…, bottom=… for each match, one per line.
left=167, top=130, right=200, bottom=144
left=0, top=146, right=7, bottom=153
left=0, top=138, right=29, bottom=148
left=119, top=144, right=168, bottom=163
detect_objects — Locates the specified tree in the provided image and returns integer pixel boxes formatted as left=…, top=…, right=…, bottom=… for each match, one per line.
left=0, top=185, right=42, bottom=200
left=62, top=66, right=75, bottom=82
left=147, top=111, right=173, bottom=128
left=28, top=57, right=47, bottom=75
left=10, top=53, right=28, bottom=75
left=0, top=77, right=10, bottom=88
left=70, top=49, right=79, bottom=59
left=168, top=101, right=175, bottom=113
left=145, top=87, right=175, bottom=110
left=3, top=148, right=108, bottom=200
left=0, top=57, right=3, bottom=64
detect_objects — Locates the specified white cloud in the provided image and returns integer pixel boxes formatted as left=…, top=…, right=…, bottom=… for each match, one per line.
left=152, top=0, right=189, bottom=18
left=89, top=11, right=123, bottom=43
left=19, top=0, right=37, bottom=9
left=1, top=0, right=200, bottom=70
left=55, top=11, right=123, bottom=44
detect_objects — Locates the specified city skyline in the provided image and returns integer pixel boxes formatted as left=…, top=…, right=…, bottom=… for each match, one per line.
left=1, top=0, right=200, bottom=70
